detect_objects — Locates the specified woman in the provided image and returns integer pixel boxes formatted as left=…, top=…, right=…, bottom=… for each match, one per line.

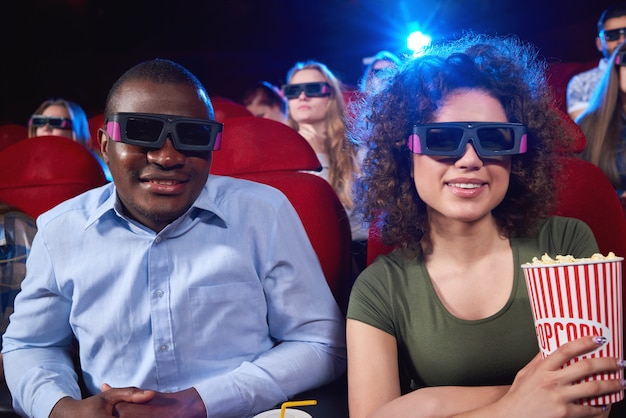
left=346, top=33, right=624, bottom=418
left=284, top=60, right=369, bottom=273
left=28, top=98, right=90, bottom=146
left=576, top=40, right=626, bottom=197
left=28, top=98, right=112, bottom=181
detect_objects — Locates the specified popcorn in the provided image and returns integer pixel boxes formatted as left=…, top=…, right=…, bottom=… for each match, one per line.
left=525, top=251, right=618, bottom=265
left=521, top=250, right=624, bottom=406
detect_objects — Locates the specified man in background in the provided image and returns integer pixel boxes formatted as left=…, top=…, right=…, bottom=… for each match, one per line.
left=567, top=2, right=626, bottom=120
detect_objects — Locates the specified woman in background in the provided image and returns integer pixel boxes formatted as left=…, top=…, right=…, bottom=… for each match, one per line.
left=28, top=98, right=112, bottom=181
left=28, top=98, right=90, bottom=146
left=284, top=60, right=369, bottom=274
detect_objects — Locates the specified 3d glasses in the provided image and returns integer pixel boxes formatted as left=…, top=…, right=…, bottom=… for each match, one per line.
left=105, top=113, right=223, bottom=152
left=282, top=82, right=332, bottom=99
left=28, top=115, right=72, bottom=129
left=408, top=122, right=528, bottom=157
left=602, top=27, right=626, bottom=42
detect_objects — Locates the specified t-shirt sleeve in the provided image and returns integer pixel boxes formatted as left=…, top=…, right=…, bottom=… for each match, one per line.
left=346, top=257, right=396, bottom=336
left=539, top=216, right=600, bottom=257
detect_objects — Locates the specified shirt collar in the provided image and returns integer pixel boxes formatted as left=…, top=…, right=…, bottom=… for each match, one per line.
left=84, top=180, right=229, bottom=230
left=599, top=58, right=609, bottom=70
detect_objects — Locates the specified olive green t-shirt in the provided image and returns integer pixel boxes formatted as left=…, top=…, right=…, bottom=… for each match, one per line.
left=347, top=216, right=599, bottom=389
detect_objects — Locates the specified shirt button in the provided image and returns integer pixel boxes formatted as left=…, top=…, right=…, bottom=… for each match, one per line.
left=156, top=289, right=164, bottom=298
left=160, top=344, right=168, bottom=352
left=155, top=236, right=162, bottom=243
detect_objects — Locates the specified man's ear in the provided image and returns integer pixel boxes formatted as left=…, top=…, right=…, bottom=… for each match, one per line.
left=596, top=36, right=604, bottom=54
left=98, top=128, right=110, bottom=163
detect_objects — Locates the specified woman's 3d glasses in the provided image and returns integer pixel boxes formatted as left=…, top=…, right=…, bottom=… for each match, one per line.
left=29, top=115, right=73, bottom=129
left=602, top=27, right=626, bottom=42
left=105, top=113, right=223, bottom=152
left=408, top=122, right=528, bottom=157
left=282, top=82, right=332, bottom=99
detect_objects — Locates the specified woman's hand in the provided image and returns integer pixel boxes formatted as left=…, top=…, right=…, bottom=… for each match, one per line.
left=492, top=336, right=624, bottom=418
left=298, top=124, right=328, bottom=153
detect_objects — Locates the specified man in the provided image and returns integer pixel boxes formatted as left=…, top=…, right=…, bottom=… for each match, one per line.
left=241, top=81, right=289, bottom=125
left=567, top=2, right=626, bottom=120
left=2, top=59, right=346, bottom=418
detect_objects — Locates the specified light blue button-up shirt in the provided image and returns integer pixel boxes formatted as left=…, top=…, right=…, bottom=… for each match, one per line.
left=2, top=175, right=346, bottom=418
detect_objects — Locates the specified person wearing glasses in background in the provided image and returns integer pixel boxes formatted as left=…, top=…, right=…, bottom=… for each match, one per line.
left=358, top=50, right=402, bottom=95
left=241, top=81, right=289, bottom=124
left=283, top=60, right=369, bottom=276
left=346, top=33, right=625, bottom=418
left=28, top=98, right=90, bottom=146
left=576, top=41, right=626, bottom=206
left=28, top=98, right=113, bottom=181
left=2, top=58, right=346, bottom=418
left=567, top=2, right=626, bottom=120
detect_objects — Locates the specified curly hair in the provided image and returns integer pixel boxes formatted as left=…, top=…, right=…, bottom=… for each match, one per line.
left=350, top=33, right=567, bottom=257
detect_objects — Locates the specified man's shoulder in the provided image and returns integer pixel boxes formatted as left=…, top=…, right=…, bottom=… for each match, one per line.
left=207, top=174, right=280, bottom=193
left=206, top=174, right=292, bottom=210
left=36, top=183, right=114, bottom=227
left=568, top=63, right=604, bottom=85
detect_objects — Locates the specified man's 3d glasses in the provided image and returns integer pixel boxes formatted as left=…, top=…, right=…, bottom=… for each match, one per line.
left=408, top=122, right=528, bottom=157
left=282, top=82, right=332, bottom=99
left=602, top=27, right=626, bottom=42
left=105, top=113, right=223, bottom=152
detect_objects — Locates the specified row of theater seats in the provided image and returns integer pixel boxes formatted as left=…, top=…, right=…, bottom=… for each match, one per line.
left=2, top=93, right=626, bottom=307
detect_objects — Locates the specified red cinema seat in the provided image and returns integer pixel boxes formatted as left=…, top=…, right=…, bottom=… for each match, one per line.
left=212, top=116, right=352, bottom=312
left=0, top=136, right=107, bottom=220
left=211, top=96, right=253, bottom=123
left=0, top=124, right=27, bottom=153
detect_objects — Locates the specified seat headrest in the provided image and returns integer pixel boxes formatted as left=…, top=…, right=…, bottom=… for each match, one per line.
left=552, top=106, right=586, bottom=154
left=211, top=116, right=321, bottom=175
left=0, top=136, right=107, bottom=218
left=211, top=97, right=253, bottom=122
left=0, top=135, right=106, bottom=186
left=0, top=124, right=28, bottom=153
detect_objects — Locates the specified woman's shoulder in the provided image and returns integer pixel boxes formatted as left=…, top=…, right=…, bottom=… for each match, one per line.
left=538, top=215, right=592, bottom=235
left=356, top=249, right=423, bottom=288
left=517, top=216, right=599, bottom=259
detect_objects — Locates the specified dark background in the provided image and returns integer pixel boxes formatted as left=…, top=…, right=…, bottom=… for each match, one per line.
left=0, top=0, right=616, bottom=125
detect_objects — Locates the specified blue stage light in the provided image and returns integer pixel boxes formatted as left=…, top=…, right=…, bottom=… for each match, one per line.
left=407, top=31, right=432, bottom=54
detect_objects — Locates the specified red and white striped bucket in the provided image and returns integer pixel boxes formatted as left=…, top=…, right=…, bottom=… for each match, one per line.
left=522, top=258, right=624, bottom=406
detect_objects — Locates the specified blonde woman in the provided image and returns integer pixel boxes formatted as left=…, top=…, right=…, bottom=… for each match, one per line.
left=28, top=98, right=90, bottom=146
left=283, top=60, right=369, bottom=272
left=28, top=98, right=112, bottom=181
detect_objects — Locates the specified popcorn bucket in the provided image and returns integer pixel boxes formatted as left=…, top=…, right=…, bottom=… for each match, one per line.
left=522, top=257, right=624, bottom=406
